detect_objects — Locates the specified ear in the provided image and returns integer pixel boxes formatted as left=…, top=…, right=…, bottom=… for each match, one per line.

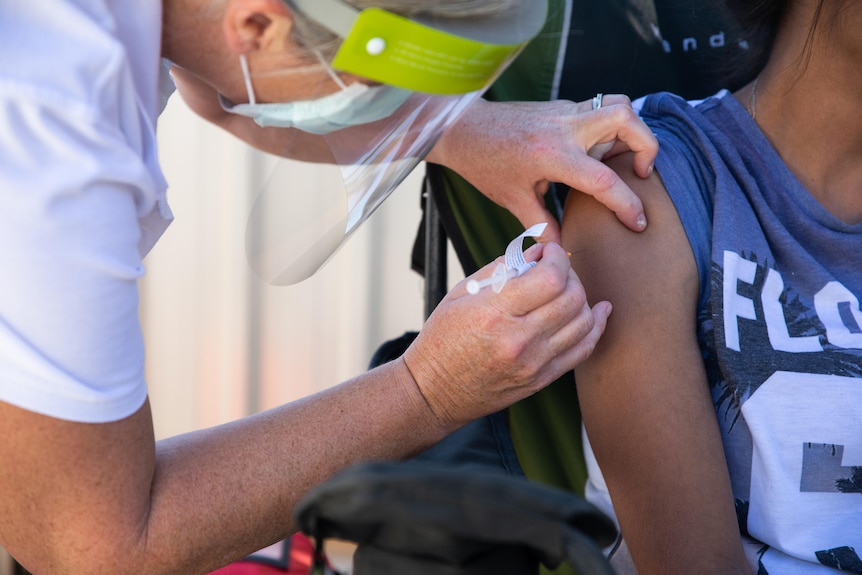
left=222, top=0, right=294, bottom=54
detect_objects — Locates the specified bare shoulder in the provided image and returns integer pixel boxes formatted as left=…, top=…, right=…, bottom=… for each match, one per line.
left=560, top=150, right=701, bottom=370
left=561, top=151, right=698, bottom=309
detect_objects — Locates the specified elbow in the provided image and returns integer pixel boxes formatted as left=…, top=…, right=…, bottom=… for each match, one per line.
left=8, top=532, right=164, bottom=575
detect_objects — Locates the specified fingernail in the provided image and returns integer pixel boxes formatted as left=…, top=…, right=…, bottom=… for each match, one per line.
left=636, top=214, right=647, bottom=230
left=648, top=163, right=654, bottom=176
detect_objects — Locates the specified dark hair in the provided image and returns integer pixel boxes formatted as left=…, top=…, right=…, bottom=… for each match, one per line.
left=721, top=0, right=841, bottom=88
left=720, top=0, right=790, bottom=87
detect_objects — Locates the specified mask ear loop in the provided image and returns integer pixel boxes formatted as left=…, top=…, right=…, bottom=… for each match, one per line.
left=239, top=54, right=257, bottom=105
left=313, top=49, right=348, bottom=91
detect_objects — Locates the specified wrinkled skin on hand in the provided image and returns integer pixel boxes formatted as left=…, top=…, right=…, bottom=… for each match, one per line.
left=426, top=96, right=659, bottom=244
left=402, top=242, right=611, bottom=427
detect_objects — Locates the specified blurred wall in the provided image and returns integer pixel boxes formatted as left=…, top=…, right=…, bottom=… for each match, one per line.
left=143, top=94, right=462, bottom=439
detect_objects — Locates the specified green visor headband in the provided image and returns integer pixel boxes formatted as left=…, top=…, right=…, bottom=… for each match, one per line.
left=288, top=0, right=548, bottom=95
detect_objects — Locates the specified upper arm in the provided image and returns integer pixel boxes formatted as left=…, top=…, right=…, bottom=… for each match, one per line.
left=561, top=153, right=748, bottom=574
left=0, top=93, right=158, bottom=574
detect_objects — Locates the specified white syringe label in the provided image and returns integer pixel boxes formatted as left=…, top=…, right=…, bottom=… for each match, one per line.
left=504, top=222, right=548, bottom=273
left=466, top=222, right=549, bottom=295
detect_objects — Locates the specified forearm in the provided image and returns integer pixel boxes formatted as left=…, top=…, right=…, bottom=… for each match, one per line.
left=0, top=359, right=450, bottom=575
left=423, top=98, right=483, bottom=168
left=144, top=358, right=449, bottom=575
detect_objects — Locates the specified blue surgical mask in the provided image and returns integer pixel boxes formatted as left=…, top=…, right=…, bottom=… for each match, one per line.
left=220, top=54, right=412, bottom=135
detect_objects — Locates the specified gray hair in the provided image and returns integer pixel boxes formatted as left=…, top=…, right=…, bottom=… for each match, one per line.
left=287, top=0, right=520, bottom=58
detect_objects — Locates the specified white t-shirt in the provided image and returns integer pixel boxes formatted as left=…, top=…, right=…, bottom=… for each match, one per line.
left=0, top=0, right=174, bottom=422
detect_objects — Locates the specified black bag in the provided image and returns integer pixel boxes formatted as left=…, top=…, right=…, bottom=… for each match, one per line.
left=294, top=461, right=617, bottom=575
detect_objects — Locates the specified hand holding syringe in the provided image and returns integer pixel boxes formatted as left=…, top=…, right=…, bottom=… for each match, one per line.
left=466, top=223, right=547, bottom=295
left=466, top=262, right=533, bottom=294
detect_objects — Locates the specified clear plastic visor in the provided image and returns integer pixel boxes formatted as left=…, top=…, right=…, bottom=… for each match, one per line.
left=245, top=0, right=547, bottom=285
left=245, top=88, right=481, bottom=285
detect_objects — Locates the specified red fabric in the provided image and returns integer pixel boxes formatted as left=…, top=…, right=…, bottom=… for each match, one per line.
left=210, top=565, right=296, bottom=575
left=208, top=533, right=315, bottom=574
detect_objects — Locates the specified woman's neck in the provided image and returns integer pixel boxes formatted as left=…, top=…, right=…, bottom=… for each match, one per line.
left=751, top=1, right=862, bottom=224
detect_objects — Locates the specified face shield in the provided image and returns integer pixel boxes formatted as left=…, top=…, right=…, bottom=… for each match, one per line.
left=241, top=0, right=548, bottom=285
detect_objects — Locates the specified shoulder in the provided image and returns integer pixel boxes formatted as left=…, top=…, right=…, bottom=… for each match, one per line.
left=637, top=90, right=750, bottom=310
left=0, top=1, right=168, bottom=232
left=561, top=151, right=699, bottom=318
left=0, top=2, right=163, bottom=120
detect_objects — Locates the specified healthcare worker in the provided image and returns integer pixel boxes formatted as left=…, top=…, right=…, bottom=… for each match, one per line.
left=0, top=1, right=656, bottom=574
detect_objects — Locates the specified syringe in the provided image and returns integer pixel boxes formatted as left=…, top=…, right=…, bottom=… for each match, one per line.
left=467, top=262, right=536, bottom=295
left=466, top=222, right=547, bottom=295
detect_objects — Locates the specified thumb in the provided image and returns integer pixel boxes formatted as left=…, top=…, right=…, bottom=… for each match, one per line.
left=514, top=205, right=561, bottom=245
